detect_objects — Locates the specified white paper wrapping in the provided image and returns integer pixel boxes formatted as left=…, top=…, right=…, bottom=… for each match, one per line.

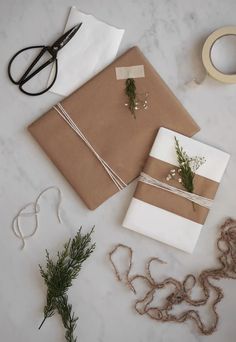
left=123, top=128, right=230, bottom=253
left=49, top=6, right=124, bottom=96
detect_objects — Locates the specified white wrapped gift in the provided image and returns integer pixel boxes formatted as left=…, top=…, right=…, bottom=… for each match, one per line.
left=123, top=128, right=230, bottom=253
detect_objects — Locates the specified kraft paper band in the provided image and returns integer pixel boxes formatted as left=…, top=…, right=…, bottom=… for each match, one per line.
left=115, top=65, right=145, bottom=80
left=134, top=157, right=219, bottom=224
left=202, top=26, right=236, bottom=83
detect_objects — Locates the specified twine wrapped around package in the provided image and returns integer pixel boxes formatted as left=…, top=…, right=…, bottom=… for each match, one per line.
left=109, top=218, right=236, bottom=335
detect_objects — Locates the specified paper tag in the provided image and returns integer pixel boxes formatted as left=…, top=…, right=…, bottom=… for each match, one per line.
left=115, top=65, right=145, bottom=80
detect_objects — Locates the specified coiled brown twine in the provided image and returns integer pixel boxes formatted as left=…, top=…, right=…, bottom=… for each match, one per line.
left=109, top=218, right=236, bottom=335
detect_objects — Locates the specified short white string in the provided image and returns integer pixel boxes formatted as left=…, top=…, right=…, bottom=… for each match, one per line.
left=139, top=172, right=213, bottom=209
left=12, top=186, right=62, bottom=250
left=53, top=103, right=127, bottom=191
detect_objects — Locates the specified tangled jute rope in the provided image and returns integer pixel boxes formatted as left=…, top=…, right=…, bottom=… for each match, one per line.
left=109, top=218, right=236, bottom=335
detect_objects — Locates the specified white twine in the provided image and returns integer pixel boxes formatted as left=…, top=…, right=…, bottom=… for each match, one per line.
left=53, top=103, right=127, bottom=191
left=139, top=172, right=213, bottom=209
left=12, top=186, right=62, bottom=250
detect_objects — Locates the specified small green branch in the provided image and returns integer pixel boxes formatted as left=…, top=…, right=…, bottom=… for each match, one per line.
left=175, top=137, right=205, bottom=211
left=39, top=228, right=95, bottom=342
left=125, top=78, right=136, bottom=118
left=166, top=137, right=206, bottom=211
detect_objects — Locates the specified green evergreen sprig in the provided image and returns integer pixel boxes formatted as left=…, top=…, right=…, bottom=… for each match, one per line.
left=125, top=78, right=137, bottom=118
left=166, top=137, right=206, bottom=210
left=39, top=228, right=95, bottom=342
left=174, top=137, right=206, bottom=192
left=174, top=137, right=195, bottom=193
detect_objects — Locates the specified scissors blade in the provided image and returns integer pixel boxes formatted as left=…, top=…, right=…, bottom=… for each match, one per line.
left=51, top=23, right=82, bottom=51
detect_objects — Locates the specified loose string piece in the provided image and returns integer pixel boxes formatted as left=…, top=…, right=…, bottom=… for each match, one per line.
left=53, top=103, right=127, bottom=191
left=12, top=186, right=63, bottom=249
left=109, top=244, right=136, bottom=293
left=139, top=172, right=213, bottom=209
left=108, top=218, right=236, bottom=335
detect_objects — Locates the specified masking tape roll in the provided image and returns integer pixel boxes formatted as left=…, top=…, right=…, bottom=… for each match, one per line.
left=202, top=26, right=236, bottom=84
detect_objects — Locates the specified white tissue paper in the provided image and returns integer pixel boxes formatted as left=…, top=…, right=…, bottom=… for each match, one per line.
left=49, top=6, right=125, bottom=96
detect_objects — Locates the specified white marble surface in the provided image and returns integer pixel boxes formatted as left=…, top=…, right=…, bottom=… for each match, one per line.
left=1, top=0, right=236, bottom=341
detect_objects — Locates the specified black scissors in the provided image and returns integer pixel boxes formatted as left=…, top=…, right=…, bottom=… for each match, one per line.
left=8, top=23, right=82, bottom=96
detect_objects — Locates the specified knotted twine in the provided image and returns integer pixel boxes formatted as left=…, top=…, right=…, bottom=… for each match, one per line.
left=12, top=186, right=62, bottom=249
left=109, top=218, right=236, bottom=335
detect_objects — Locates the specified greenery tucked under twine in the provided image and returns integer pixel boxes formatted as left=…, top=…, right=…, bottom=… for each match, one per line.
left=39, top=228, right=95, bottom=342
left=166, top=137, right=206, bottom=210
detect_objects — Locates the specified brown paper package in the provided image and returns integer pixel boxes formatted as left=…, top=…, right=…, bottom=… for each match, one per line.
left=28, top=46, right=200, bottom=210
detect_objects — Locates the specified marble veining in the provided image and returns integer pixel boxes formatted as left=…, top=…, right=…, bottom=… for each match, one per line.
left=0, top=0, right=236, bottom=341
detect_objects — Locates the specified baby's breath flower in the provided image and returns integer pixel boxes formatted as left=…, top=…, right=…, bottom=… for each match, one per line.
left=189, top=156, right=206, bottom=172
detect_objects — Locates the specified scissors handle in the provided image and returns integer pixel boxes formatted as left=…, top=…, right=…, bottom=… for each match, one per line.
left=8, top=45, right=58, bottom=96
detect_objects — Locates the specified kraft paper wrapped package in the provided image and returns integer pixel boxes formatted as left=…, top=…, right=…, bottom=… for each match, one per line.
left=28, top=47, right=199, bottom=210
left=123, top=128, right=230, bottom=253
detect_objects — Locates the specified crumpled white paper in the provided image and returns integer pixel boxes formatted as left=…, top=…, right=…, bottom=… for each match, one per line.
left=48, top=6, right=124, bottom=96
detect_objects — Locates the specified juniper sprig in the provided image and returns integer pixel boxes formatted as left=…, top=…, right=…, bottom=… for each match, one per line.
left=39, top=228, right=95, bottom=342
left=173, top=137, right=206, bottom=210
left=174, top=137, right=206, bottom=193
left=174, top=137, right=195, bottom=193
left=125, top=78, right=137, bottom=118
left=165, top=137, right=206, bottom=210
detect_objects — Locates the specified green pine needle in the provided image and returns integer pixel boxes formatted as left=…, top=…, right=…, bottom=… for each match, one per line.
left=125, top=78, right=136, bottom=118
left=39, top=228, right=95, bottom=342
left=175, top=137, right=194, bottom=193
left=174, top=137, right=206, bottom=211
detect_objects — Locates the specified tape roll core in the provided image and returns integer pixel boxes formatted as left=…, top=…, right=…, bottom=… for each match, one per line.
left=202, top=26, right=236, bottom=83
